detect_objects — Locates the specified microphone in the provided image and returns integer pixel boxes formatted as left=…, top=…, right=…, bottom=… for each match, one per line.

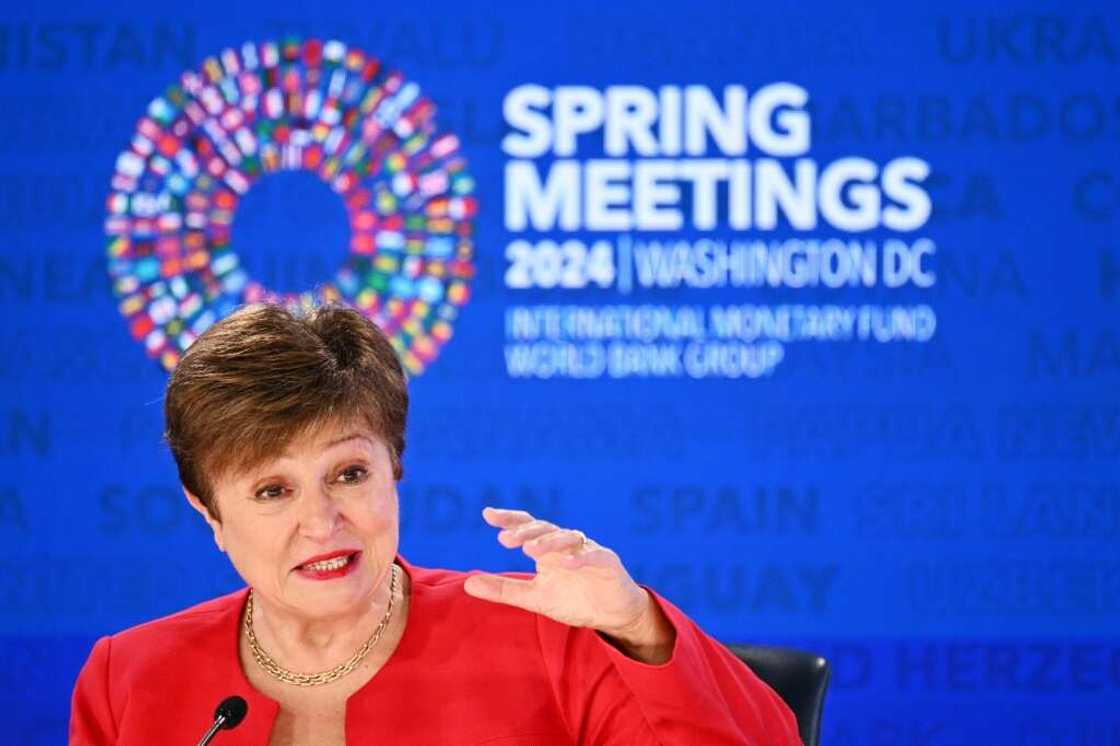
left=197, top=695, right=248, bottom=746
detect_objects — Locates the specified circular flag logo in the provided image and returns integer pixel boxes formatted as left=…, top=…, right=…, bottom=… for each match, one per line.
left=105, top=38, right=477, bottom=374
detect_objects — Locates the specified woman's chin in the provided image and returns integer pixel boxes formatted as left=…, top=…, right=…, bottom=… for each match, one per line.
left=285, top=555, right=387, bottom=614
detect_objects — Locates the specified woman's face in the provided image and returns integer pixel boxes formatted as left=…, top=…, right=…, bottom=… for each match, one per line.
left=187, top=419, right=399, bottom=621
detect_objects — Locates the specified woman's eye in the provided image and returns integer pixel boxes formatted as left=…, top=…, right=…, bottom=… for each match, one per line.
left=255, top=484, right=287, bottom=500
left=338, top=466, right=368, bottom=484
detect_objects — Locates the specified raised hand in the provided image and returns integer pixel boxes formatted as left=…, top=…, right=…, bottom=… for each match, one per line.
left=463, top=507, right=675, bottom=661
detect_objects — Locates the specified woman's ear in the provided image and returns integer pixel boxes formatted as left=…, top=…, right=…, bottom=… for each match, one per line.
left=183, top=487, right=225, bottom=552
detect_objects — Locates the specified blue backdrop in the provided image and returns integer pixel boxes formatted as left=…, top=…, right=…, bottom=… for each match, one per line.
left=3, top=0, right=1118, bottom=743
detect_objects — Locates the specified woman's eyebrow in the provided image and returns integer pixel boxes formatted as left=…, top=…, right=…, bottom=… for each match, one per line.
left=324, top=433, right=373, bottom=449
left=273, top=433, right=373, bottom=461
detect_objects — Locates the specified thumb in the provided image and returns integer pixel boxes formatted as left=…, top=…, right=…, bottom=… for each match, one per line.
left=463, top=573, right=538, bottom=612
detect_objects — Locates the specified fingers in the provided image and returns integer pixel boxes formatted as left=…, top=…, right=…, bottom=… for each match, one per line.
left=521, top=528, right=587, bottom=560
left=483, top=507, right=600, bottom=564
left=483, top=506, right=558, bottom=547
left=482, top=506, right=535, bottom=530
left=495, top=518, right=556, bottom=548
left=493, top=516, right=588, bottom=555
left=463, top=572, right=538, bottom=613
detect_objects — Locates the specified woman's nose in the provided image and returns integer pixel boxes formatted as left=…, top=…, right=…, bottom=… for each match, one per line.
left=298, top=487, right=340, bottom=539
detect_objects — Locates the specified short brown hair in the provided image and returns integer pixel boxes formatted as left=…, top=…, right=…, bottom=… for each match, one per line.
left=164, top=303, right=408, bottom=519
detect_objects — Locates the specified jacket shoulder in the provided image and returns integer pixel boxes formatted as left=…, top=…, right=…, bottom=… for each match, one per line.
left=107, top=589, right=245, bottom=668
left=73, top=590, right=258, bottom=742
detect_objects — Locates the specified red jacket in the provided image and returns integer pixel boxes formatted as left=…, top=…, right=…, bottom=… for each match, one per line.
left=71, top=556, right=801, bottom=745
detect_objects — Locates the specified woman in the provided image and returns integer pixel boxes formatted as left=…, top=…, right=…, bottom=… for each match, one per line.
left=70, top=303, right=801, bottom=745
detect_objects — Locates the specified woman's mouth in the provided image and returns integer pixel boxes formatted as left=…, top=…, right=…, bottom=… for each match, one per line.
left=295, top=551, right=361, bottom=580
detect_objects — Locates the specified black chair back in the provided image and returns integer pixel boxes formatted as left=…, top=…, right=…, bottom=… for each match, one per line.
left=726, top=644, right=829, bottom=746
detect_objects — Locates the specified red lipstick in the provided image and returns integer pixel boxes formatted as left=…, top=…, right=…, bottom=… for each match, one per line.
left=294, top=550, right=361, bottom=581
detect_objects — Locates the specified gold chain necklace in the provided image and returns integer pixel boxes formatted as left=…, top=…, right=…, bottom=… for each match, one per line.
left=244, top=563, right=398, bottom=687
